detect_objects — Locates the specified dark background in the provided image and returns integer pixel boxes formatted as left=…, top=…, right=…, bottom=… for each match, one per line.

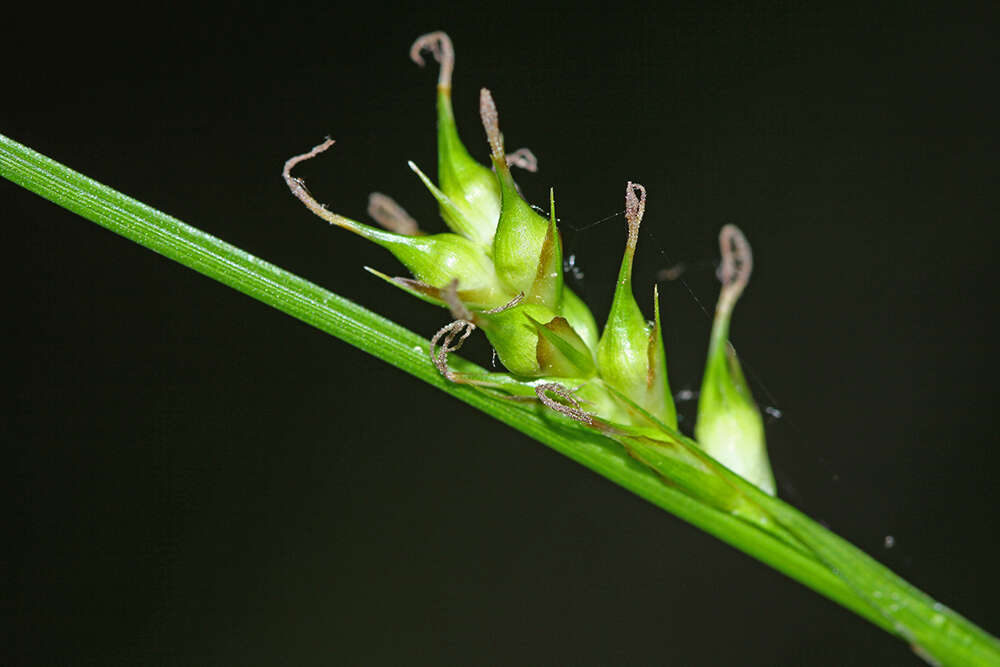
left=6, top=3, right=998, bottom=665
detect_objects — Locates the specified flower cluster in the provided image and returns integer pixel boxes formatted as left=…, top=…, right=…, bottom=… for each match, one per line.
left=283, top=32, right=775, bottom=495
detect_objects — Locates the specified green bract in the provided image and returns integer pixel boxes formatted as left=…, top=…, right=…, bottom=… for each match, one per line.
left=282, top=31, right=775, bottom=495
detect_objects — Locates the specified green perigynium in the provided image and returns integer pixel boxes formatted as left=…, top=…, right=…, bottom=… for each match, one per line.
left=596, top=183, right=677, bottom=430
left=282, top=31, right=776, bottom=495
left=410, top=34, right=500, bottom=247
left=696, top=225, right=776, bottom=494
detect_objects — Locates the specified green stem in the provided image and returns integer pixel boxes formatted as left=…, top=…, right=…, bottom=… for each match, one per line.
left=3, top=132, right=997, bottom=666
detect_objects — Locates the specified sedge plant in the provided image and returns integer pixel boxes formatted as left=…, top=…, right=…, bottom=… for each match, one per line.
left=2, top=30, right=998, bottom=666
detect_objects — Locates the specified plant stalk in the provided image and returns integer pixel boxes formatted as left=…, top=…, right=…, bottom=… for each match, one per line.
left=3, top=132, right=997, bottom=665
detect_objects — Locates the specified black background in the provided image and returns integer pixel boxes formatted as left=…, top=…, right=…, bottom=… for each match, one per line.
left=6, top=3, right=999, bottom=665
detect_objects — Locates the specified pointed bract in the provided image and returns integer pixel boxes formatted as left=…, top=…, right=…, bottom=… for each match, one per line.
left=528, top=189, right=565, bottom=309
left=646, top=285, right=677, bottom=427
left=530, top=314, right=596, bottom=378
left=364, top=267, right=496, bottom=310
